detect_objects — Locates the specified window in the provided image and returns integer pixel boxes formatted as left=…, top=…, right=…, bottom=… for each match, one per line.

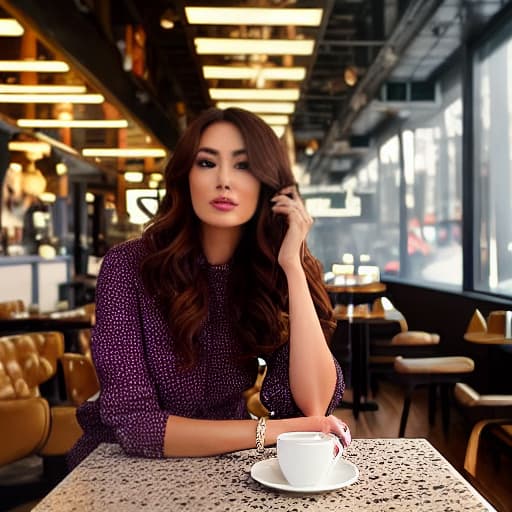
left=473, top=19, right=512, bottom=296
left=305, top=84, right=463, bottom=290
left=402, top=93, right=463, bottom=287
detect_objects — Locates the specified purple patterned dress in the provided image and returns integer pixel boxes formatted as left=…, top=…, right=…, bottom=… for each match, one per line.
left=67, top=238, right=344, bottom=468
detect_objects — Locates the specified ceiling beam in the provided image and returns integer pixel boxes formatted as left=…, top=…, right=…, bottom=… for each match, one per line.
left=0, top=0, right=181, bottom=149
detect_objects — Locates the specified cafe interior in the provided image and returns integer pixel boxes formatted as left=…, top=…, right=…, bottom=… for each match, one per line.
left=0, top=0, right=512, bottom=510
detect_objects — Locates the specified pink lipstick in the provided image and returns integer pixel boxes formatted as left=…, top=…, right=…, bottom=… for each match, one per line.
left=210, top=197, right=237, bottom=211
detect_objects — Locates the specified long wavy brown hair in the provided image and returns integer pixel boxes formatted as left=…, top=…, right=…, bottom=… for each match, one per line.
left=141, top=107, right=335, bottom=367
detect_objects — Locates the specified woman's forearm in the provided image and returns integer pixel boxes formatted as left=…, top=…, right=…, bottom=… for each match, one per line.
left=284, top=262, right=338, bottom=416
left=163, top=415, right=325, bottom=457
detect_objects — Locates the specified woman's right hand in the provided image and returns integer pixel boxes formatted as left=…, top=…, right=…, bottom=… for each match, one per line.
left=318, top=415, right=352, bottom=447
left=267, top=415, right=352, bottom=449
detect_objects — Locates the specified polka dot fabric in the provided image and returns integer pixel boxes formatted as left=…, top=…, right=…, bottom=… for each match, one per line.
left=67, top=238, right=345, bottom=468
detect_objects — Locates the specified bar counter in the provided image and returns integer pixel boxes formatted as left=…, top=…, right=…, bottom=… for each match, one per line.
left=33, top=438, right=495, bottom=511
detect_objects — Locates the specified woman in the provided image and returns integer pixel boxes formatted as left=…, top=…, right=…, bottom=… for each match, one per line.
left=68, top=107, right=350, bottom=468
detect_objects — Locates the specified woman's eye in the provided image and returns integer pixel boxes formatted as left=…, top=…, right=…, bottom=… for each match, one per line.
left=235, top=161, right=250, bottom=170
left=197, top=159, right=215, bottom=168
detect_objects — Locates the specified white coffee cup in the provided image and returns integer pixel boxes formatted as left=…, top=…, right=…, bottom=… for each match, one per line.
left=276, top=432, right=343, bottom=487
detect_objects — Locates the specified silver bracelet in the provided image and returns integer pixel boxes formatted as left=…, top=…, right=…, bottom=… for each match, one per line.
left=255, top=416, right=267, bottom=454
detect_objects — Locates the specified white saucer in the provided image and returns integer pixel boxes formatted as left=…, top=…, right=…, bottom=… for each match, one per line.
left=250, top=457, right=358, bottom=493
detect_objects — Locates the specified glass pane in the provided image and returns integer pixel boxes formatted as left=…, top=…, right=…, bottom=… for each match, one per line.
left=403, top=94, right=463, bottom=287
left=474, top=22, right=512, bottom=296
left=378, top=136, right=401, bottom=277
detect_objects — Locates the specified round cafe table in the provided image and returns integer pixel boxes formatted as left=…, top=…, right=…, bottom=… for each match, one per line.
left=464, top=310, right=512, bottom=393
left=326, top=278, right=400, bottom=419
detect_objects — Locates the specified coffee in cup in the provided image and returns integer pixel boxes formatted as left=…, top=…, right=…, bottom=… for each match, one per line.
left=276, top=432, right=342, bottom=487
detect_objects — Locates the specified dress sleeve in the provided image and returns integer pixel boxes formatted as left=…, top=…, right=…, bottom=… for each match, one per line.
left=91, top=243, right=168, bottom=458
left=259, top=343, right=345, bottom=418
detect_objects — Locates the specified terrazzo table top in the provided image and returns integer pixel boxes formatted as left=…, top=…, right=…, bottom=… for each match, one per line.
left=33, top=438, right=495, bottom=511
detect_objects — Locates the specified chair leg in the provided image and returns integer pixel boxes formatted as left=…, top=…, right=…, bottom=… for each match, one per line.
left=370, top=373, right=380, bottom=398
left=399, top=388, right=413, bottom=438
left=428, top=384, right=437, bottom=426
left=440, top=384, right=451, bottom=436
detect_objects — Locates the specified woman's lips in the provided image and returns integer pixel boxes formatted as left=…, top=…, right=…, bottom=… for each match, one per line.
left=211, top=198, right=237, bottom=211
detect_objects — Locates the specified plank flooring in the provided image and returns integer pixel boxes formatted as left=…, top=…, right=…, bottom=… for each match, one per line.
left=334, top=380, right=512, bottom=512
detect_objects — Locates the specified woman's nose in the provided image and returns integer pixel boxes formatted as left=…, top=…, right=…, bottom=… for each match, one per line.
left=216, top=167, right=231, bottom=190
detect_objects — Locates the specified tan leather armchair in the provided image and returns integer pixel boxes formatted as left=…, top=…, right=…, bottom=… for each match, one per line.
left=0, top=332, right=63, bottom=399
left=0, top=299, right=26, bottom=319
left=60, top=352, right=99, bottom=406
left=58, top=302, right=100, bottom=407
left=243, top=363, right=268, bottom=419
left=0, top=331, right=84, bottom=507
left=0, top=397, right=50, bottom=466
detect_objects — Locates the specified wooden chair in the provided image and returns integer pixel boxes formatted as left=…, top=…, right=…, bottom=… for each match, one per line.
left=455, top=382, right=512, bottom=424
left=457, top=310, right=512, bottom=487
left=394, top=353, right=474, bottom=437
left=369, top=328, right=442, bottom=390
left=368, top=298, right=441, bottom=395
left=367, top=300, right=474, bottom=437
left=464, top=418, right=512, bottom=478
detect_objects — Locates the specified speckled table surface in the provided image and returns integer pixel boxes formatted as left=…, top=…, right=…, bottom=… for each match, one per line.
left=33, top=438, right=495, bottom=512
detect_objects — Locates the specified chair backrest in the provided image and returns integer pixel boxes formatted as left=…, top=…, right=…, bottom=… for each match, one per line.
left=60, top=353, right=100, bottom=405
left=77, top=326, right=93, bottom=359
left=81, top=302, right=96, bottom=324
left=52, top=303, right=95, bottom=357
left=0, top=299, right=26, bottom=319
left=0, top=332, right=64, bottom=399
left=464, top=418, right=512, bottom=478
left=0, top=397, right=50, bottom=466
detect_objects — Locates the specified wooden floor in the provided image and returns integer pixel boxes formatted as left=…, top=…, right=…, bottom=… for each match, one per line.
left=334, top=380, right=512, bottom=512
left=4, top=380, right=512, bottom=512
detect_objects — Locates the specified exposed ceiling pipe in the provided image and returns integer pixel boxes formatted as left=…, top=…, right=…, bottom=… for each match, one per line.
left=310, top=0, right=445, bottom=172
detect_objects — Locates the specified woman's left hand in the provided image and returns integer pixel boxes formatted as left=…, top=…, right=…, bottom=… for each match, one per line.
left=271, top=185, right=313, bottom=269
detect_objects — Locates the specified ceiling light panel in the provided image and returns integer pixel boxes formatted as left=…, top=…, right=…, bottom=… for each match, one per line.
left=82, top=148, right=167, bottom=158
left=195, top=38, right=315, bottom=56
left=0, top=84, right=87, bottom=93
left=203, top=66, right=306, bottom=81
left=185, top=8, right=323, bottom=27
left=258, top=115, right=289, bottom=125
left=216, top=101, right=295, bottom=114
left=0, top=93, right=104, bottom=103
left=17, top=119, right=129, bottom=128
left=0, top=19, right=24, bottom=36
left=8, top=141, right=52, bottom=154
left=0, top=60, right=69, bottom=72
left=209, top=88, right=300, bottom=101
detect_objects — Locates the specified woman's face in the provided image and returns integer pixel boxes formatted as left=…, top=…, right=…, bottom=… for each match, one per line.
left=189, top=121, right=261, bottom=231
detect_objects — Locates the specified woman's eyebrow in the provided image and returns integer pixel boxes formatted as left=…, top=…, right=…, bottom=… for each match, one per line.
left=197, top=147, right=247, bottom=157
left=197, top=147, right=217, bottom=155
